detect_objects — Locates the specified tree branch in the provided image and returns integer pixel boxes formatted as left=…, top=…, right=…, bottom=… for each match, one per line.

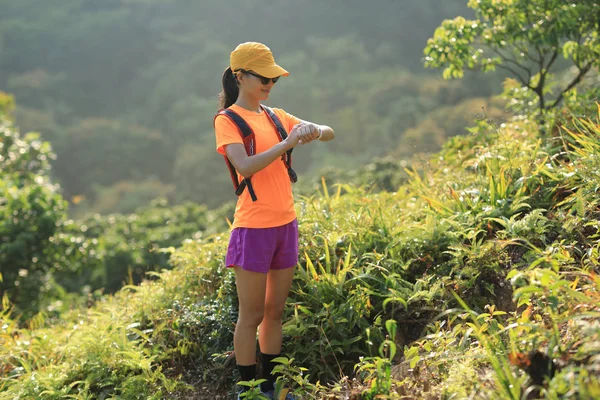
left=513, top=43, right=533, bottom=61
left=496, top=64, right=530, bottom=87
left=490, top=46, right=533, bottom=85
left=533, top=47, right=558, bottom=115
left=549, top=62, right=593, bottom=109
left=535, top=45, right=546, bottom=73
left=543, top=47, right=559, bottom=73
left=491, top=47, right=533, bottom=80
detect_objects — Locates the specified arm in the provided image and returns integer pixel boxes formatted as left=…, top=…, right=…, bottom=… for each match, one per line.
left=225, top=141, right=293, bottom=178
left=298, top=120, right=335, bottom=142
left=224, top=123, right=311, bottom=178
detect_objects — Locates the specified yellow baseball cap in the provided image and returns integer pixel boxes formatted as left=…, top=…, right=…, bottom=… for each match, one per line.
left=230, top=42, right=289, bottom=78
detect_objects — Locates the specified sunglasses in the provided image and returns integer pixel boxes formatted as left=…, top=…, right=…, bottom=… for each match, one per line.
left=243, top=70, right=280, bottom=85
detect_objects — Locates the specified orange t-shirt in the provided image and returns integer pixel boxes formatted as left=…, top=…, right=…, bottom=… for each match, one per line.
left=215, top=104, right=301, bottom=229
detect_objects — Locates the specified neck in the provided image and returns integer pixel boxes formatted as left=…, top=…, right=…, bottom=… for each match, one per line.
left=234, top=92, right=261, bottom=113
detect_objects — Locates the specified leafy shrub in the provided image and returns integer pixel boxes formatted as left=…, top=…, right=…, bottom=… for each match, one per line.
left=0, top=120, right=67, bottom=318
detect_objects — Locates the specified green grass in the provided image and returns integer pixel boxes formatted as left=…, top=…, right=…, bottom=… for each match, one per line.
left=2, top=108, right=600, bottom=399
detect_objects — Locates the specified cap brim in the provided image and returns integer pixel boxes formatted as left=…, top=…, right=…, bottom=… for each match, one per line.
left=252, top=64, right=289, bottom=78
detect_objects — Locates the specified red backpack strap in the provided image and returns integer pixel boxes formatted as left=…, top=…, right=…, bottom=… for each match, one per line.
left=216, top=109, right=256, bottom=156
left=262, top=105, right=298, bottom=183
left=215, top=109, right=258, bottom=201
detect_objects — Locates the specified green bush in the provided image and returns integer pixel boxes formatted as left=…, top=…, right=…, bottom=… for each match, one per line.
left=56, top=198, right=230, bottom=294
left=0, top=113, right=232, bottom=317
left=0, top=120, right=67, bottom=318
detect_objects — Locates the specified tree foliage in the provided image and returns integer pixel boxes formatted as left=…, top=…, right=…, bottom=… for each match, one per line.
left=424, top=0, right=600, bottom=124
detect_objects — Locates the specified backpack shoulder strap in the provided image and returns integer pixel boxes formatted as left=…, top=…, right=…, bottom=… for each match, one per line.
left=261, top=105, right=297, bottom=183
left=214, top=108, right=258, bottom=201
left=215, top=109, right=256, bottom=156
left=262, top=105, right=288, bottom=141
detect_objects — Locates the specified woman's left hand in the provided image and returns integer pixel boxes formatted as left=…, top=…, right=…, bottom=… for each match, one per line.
left=294, top=123, right=320, bottom=145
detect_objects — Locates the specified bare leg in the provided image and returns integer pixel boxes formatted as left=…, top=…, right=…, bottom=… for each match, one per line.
left=258, top=267, right=295, bottom=354
left=234, top=266, right=268, bottom=365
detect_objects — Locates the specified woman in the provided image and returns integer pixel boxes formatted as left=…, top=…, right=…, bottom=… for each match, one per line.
left=214, top=42, right=334, bottom=399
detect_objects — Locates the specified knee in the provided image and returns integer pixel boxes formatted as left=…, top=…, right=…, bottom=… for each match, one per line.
left=239, top=308, right=264, bottom=328
left=263, top=304, right=284, bottom=322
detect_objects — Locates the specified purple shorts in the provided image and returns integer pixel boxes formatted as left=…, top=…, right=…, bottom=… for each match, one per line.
left=225, top=219, right=299, bottom=274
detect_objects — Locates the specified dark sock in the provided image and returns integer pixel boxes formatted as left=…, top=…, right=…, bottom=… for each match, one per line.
left=237, top=364, right=256, bottom=392
left=260, top=353, right=281, bottom=392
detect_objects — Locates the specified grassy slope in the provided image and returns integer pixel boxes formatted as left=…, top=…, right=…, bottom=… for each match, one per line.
left=1, top=111, right=600, bottom=399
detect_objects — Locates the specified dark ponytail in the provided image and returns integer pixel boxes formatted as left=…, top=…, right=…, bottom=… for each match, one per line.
left=218, top=67, right=239, bottom=110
